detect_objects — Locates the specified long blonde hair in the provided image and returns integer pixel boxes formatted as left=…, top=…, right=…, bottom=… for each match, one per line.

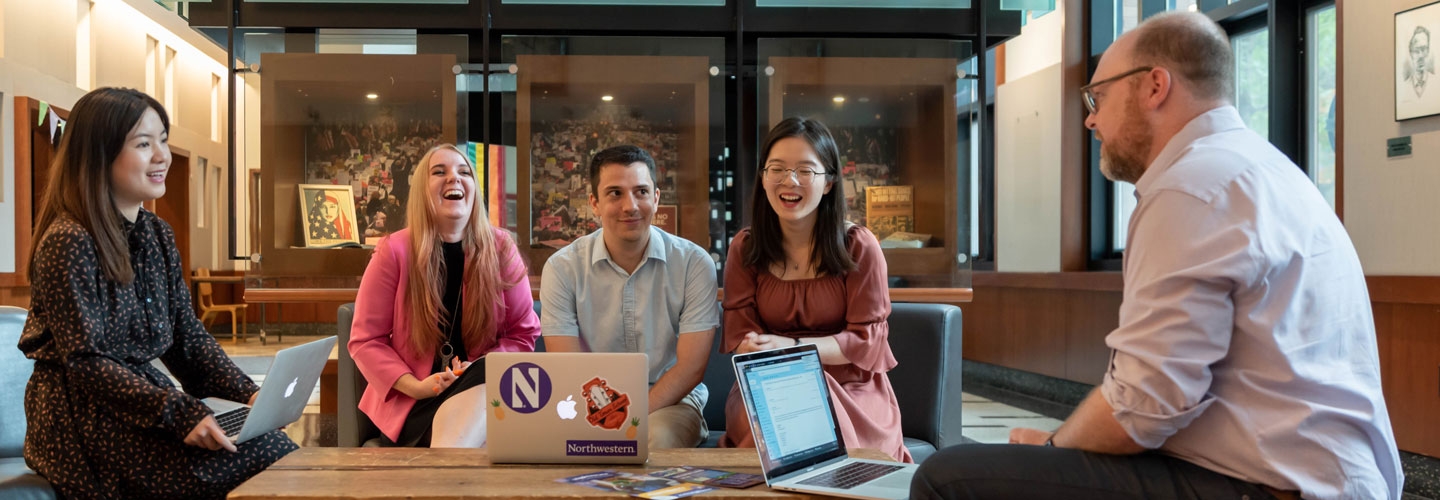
left=404, top=144, right=521, bottom=359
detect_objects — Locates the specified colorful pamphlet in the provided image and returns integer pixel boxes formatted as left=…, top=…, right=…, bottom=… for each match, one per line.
left=648, top=466, right=765, bottom=488
left=556, top=470, right=716, bottom=499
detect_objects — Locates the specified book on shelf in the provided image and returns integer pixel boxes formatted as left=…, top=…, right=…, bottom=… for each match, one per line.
left=865, top=185, right=915, bottom=241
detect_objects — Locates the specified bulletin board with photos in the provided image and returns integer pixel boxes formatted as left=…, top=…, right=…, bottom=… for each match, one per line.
left=258, top=52, right=459, bottom=277
left=764, top=56, right=961, bottom=283
left=514, top=54, right=713, bottom=268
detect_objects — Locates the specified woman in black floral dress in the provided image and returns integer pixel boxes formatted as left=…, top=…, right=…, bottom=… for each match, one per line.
left=19, top=87, right=296, bottom=499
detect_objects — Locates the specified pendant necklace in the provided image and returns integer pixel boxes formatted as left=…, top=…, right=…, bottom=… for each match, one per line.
left=438, top=286, right=462, bottom=370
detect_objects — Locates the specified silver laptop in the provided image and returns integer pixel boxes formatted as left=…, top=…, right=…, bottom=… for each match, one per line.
left=202, top=336, right=336, bottom=444
left=733, top=344, right=918, bottom=500
left=486, top=352, right=649, bottom=464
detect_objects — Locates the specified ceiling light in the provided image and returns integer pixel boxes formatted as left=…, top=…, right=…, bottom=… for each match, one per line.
left=365, top=93, right=379, bottom=99
left=833, top=96, right=846, bottom=103
left=602, top=95, right=614, bottom=102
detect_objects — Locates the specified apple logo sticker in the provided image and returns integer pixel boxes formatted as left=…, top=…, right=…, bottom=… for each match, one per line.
left=557, top=395, right=578, bottom=420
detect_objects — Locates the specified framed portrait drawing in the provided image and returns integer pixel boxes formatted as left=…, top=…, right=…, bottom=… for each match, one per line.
left=1397, top=1, right=1440, bottom=121
left=298, top=184, right=361, bottom=248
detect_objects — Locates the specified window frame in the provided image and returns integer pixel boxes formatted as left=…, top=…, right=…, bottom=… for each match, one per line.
left=1085, top=0, right=1338, bottom=269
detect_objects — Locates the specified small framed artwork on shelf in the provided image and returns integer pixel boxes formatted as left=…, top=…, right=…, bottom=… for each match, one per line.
left=298, top=184, right=362, bottom=248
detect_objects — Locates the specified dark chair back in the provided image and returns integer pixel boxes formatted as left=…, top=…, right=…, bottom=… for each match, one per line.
left=888, top=302, right=965, bottom=458
left=336, top=303, right=380, bottom=447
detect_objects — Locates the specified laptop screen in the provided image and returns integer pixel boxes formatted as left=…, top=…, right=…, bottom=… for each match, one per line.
left=733, top=345, right=846, bottom=478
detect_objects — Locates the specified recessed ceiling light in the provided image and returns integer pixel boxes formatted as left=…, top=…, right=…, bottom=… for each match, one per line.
left=366, top=93, right=379, bottom=99
left=833, top=96, right=846, bottom=103
left=602, top=95, right=614, bottom=102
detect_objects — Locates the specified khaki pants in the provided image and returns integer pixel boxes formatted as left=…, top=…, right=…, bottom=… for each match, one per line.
left=648, top=389, right=709, bottom=448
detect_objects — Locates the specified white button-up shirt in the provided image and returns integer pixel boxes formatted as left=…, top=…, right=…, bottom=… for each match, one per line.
left=1101, top=106, right=1403, bottom=499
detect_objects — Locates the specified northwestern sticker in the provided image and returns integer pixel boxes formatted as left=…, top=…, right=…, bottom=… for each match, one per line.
left=499, top=362, right=552, bottom=414
left=565, top=440, right=639, bottom=457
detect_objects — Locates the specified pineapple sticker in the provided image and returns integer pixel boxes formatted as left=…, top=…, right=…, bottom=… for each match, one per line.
left=491, top=399, right=504, bottom=421
left=626, top=417, right=639, bottom=439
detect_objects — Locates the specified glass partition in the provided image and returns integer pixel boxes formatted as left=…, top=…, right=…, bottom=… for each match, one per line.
left=238, top=30, right=469, bottom=282
left=499, top=36, right=730, bottom=277
left=758, top=38, right=974, bottom=288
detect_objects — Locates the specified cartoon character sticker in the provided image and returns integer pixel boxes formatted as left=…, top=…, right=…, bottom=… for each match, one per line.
left=581, top=377, right=631, bottom=430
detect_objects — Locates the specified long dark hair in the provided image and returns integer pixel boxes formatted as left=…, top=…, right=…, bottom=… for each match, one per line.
left=743, top=117, right=856, bottom=277
left=30, top=87, right=169, bottom=285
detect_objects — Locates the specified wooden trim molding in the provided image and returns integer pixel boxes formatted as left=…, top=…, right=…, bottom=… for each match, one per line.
left=972, top=271, right=1124, bottom=292
left=1366, top=276, right=1440, bottom=305
left=1334, top=0, right=1344, bottom=222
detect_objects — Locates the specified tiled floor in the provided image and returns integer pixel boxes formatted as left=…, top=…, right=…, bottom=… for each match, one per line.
left=959, top=392, right=1063, bottom=444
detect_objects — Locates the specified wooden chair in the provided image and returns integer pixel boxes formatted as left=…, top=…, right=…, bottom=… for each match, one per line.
left=194, top=268, right=248, bottom=343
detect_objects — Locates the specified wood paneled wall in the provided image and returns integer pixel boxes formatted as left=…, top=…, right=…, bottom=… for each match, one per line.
left=962, top=272, right=1440, bottom=458
left=959, top=272, right=1122, bottom=385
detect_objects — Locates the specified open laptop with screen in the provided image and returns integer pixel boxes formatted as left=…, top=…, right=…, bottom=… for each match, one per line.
left=202, top=335, right=336, bottom=444
left=486, top=352, right=649, bottom=464
left=732, top=344, right=917, bottom=500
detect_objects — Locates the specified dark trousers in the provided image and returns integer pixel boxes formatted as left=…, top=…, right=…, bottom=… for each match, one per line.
left=912, top=444, right=1278, bottom=500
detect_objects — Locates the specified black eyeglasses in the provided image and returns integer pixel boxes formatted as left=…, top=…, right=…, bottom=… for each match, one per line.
left=1080, top=66, right=1154, bottom=114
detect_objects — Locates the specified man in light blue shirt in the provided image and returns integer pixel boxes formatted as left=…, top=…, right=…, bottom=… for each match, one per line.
left=541, top=145, right=719, bottom=448
left=915, top=12, right=1401, bottom=500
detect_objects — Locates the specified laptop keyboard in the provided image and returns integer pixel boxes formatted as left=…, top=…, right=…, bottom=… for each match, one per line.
left=796, top=462, right=905, bottom=490
left=215, top=407, right=250, bottom=437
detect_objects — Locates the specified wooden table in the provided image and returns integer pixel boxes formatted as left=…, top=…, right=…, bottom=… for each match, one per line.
left=229, top=448, right=893, bottom=499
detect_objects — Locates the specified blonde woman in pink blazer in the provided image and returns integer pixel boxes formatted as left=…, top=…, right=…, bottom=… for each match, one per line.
left=349, top=144, right=540, bottom=447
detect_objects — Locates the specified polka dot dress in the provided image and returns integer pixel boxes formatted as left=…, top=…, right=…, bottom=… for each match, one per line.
left=18, top=210, right=297, bottom=499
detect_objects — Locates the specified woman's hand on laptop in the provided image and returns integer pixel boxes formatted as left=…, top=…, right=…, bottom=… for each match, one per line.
left=185, top=416, right=238, bottom=453
left=737, top=332, right=797, bottom=354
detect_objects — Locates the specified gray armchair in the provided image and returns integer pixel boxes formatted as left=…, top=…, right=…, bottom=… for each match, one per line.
left=0, top=306, right=58, bottom=500
left=337, top=301, right=962, bottom=463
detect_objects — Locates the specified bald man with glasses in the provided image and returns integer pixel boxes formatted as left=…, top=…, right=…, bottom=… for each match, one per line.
left=913, top=12, right=1402, bottom=500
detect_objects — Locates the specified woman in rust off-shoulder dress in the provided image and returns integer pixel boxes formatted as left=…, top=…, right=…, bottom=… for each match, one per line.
left=718, top=117, right=910, bottom=463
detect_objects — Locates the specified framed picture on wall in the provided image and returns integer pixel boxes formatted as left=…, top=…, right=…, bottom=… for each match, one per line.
left=297, top=184, right=361, bottom=248
left=1396, top=0, right=1440, bottom=121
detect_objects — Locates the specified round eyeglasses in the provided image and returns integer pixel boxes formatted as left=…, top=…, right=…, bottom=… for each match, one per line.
left=762, top=166, right=827, bottom=184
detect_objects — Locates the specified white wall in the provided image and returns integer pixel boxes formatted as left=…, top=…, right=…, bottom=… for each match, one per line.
left=0, top=0, right=235, bottom=273
left=1005, top=7, right=1066, bottom=83
left=1342, top=0, right=1440, bottom=275
left=996, top=63, right=1064, bottom=272
left=994, top=3, right=1069, bottom=272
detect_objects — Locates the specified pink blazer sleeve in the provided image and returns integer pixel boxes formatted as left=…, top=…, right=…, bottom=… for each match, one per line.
left=348, top=234, right=413, bottom=400
left=835, top=226, right=898, bottom=373
left=487, top=230, right=540, bottom=354
left=722, top=229, right=767, bottom=354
